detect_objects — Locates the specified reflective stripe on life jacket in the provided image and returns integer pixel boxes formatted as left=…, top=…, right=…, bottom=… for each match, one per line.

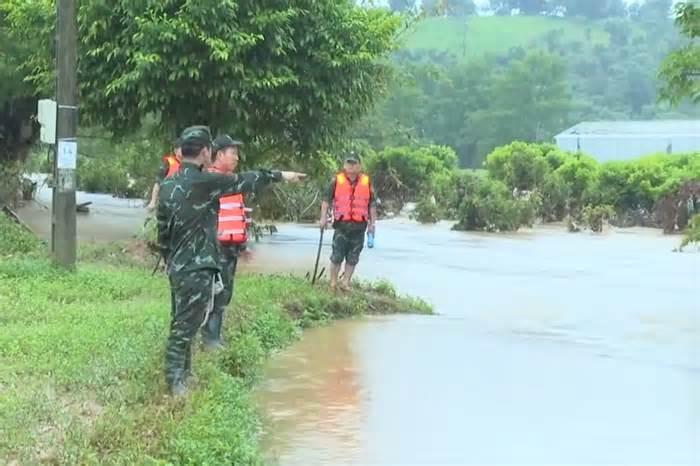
left=208, top=166, right=249, bottom=245
left=163, top=155, right=180, bottom=178
left=333, top=172, right=370, bottom=223
left=217, top=193, right=249, bottom=245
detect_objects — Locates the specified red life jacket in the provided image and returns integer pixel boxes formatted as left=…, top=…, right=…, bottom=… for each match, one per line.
left=163, top=155, right=180, bottom=178
left=333, top=172, right=371, bottom=223
left=208, top=166, right=249, bottom=245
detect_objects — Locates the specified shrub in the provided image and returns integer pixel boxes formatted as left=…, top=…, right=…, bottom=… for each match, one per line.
left=76, top=137, right=162, bottom=198
left=254, top=181, right=326, bottom=222
left=553, top=153, right=599, bottom=209
left=367, top=144, right=458, bottom=212
left=582, top=204, right=615, bottom=233
left=537, top=172, right=569, bottom=221
left=0, top=161, right=22, bottom=207
left=451, top=172, right=535, bottom=232
left=412, top=196, right=440, bottom=224
left=679, top=214, right=700, bottom=251
left=596, top=153, right=700, bottom=212
left=485, top=141, right=551, bottom=191
left=0, top=212, right=43, bottom=255
left=484, top=144, right=699, bottom=226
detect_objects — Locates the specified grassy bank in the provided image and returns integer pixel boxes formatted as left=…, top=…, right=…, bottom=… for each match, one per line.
left=0, top=217, right=430, bottom=464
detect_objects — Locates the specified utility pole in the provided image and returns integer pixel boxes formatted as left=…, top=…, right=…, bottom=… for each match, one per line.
left=52, top=0, right=78, bottom=269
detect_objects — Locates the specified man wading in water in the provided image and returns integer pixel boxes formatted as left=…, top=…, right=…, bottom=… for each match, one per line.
left=157, top=125, right=306, bottom=396
left=319, top=152, right=377, bottom=291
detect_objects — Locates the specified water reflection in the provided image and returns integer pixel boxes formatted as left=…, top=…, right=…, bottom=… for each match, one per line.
left=256, top=222, right=700, bottom=465
left=257, top=320, right=366, bottom=466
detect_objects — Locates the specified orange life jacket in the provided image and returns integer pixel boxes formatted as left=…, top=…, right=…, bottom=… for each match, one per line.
left=333, top=172, right=371, bottom=223
left=163, top=155, right=180, bottom=178
left=217, top=193, right=249, bottom=245
left=208, top=166, right=249, bottom=245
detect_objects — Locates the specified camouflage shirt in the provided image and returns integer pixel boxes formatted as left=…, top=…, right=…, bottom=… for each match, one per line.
left=157, top=162, right=281, bottom=275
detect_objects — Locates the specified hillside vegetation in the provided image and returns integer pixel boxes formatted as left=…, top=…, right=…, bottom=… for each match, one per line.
left=354, top=11, right=692, bottom=167
left=403, top=16, right=610, bottom=60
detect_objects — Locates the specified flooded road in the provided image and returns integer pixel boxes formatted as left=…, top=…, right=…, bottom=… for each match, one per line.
left=15, top=176, right=148, bottom=242
left=14, top=185, right=700, bottom=464
left=255, top=222, right=700, bottom=465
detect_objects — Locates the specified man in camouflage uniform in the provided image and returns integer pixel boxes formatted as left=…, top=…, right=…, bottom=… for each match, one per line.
left=157, top=126, right=305, bottom=396
left=319, top=152, right=377, bottom=291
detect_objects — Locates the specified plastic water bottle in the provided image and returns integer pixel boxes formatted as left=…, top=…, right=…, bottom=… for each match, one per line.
left=367, top=231, right=375, bottom=249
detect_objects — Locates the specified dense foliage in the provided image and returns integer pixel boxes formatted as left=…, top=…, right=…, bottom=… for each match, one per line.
left=372, top=141, right=699, bottom=233
left=659, top=2, right=700, bottom=104
left=367, top=144, right=457, bottom=212
left=2, top=0, right=401, bottom=161
left=354, top=9, right=696, bottom=168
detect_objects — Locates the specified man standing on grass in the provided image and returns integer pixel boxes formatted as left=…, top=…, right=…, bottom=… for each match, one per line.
left=202, top=135, right=247, bottom=350
left=319, top=152, right=377, bottom=292
left=157, top=125, right=306, bottom=396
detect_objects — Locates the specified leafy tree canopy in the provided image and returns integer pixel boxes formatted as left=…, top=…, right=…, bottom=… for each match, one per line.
left=659, top=2, right=700, bottom=104
left=2, top=0, right=402, bottom=158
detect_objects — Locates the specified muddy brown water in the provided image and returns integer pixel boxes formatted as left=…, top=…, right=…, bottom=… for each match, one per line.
left=16, top=183, right=700, bottom=465
left=254, top=223, right=699, bottom=466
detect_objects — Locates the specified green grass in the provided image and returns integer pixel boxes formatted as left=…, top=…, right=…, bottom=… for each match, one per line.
left=0, top=209, right=45, bottom=256
left=403, top=16, right=609, bottom=60
left=0, top=221, right=430, bottom=464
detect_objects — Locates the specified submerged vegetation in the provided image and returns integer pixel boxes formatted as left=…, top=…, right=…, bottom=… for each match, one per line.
left=361, top=142, right=699, bottom=234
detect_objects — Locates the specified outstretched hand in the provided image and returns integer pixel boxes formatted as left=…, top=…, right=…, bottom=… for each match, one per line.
left=280, top=171, right=307, bottom=182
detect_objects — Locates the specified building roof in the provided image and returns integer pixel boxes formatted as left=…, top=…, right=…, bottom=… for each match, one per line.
left=556, top=120, right=700, bottom=137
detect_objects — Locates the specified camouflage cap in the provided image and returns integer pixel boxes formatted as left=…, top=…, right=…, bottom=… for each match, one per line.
left=180, top=126, right=212, bottom=145
left=213, top=135, right=244, bottom=153
left=344, top=151, right=360, bottom=164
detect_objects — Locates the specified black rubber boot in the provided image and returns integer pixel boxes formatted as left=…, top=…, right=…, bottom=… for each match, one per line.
left=202, top=313, right=224, bottom=350
left=169, top=379, right=187, bottom=397
left=183, top=345, right=193, bottom=382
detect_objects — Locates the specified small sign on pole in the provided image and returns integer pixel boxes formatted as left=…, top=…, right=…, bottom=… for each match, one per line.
left=56, top=138, right=77, bottom=169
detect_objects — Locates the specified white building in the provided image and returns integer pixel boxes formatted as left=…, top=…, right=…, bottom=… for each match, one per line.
left=554, top=120, right=700, bottom=162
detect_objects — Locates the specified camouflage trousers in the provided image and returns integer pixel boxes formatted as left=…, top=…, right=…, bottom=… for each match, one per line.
left=202, top=247, right=239, bottom=344
left=165, top=269, right=215, bottom=387
left=330, top=223, right=366, bottom=266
